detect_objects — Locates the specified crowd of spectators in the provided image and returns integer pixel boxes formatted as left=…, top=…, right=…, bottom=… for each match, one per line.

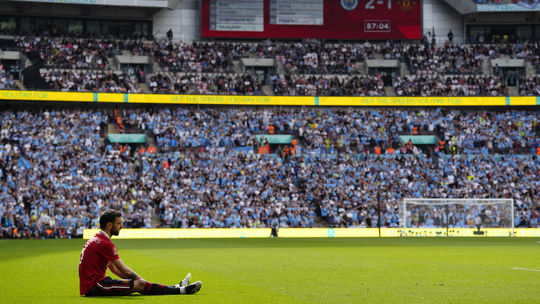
left=393, top=75, right=508, bottom=96
left=41, top=70, right=141, bottom=93
left=403, top=44, right=484, bottom=75
left=275, top=40, right=411, bottom=75
left=1, top=107, right=539, bottom=239
left=152, top=152, right=536, bottom=230
left=15, top=36, right=118, bottom=70
left=0, top=66, right=15, bottom=89
left=266, top=73, right=511, bottom=97
left=8, top=35, right=540, bottom=96
left=271, top=74, right=385, bottom=96
left=0, top=109, right=152, bottom=239
left=274, top=42, right=364, bottom=75
left=518, top=75, right=540, bottom=96
left=140, top=108, right=540, bottom=155
left=259, top=39, right=540, bottom=77
left=128, top=40, right=238, bottom=73
left=148, top=73, right=263, bottom=95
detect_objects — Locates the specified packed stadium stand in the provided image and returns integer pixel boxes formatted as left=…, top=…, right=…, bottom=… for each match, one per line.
left=6, top=37, right=540, bottom=96
left=0, top=0, right=540, bottom=238
left=1, top=106, right=539, bottom=238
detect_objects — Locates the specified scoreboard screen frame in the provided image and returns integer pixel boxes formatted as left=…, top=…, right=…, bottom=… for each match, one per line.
left=201, top=0, right=422, bottom=40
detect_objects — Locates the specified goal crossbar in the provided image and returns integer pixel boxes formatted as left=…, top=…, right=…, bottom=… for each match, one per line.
left=402, top=198, right=513, bottom=206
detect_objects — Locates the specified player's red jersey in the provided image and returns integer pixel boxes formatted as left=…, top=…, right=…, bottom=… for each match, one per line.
left=78, top=231, right=120, bottom=295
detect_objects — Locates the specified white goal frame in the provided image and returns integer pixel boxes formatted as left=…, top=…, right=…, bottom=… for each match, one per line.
left=401, top=198, right=514, bottom=236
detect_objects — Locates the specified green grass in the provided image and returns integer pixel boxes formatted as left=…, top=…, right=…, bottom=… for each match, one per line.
left=0, top=238, right=539, bottom=303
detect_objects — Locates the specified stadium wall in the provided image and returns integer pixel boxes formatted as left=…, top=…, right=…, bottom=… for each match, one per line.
left=1, top=0, right=466, bottom=44
left=1, top=90, right=539, bottom=107
left=83, top=228, right=540, bottom=239
left=153, top=0, right=200, bottom=41
left=0, top=3, right=152, bottom=21
left=423, top=0, right=464, bottom=44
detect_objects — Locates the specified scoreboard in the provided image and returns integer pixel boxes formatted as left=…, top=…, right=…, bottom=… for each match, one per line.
left=269, top=0, right=324, bottom=26
left=209, top=0, right=264, bottom=32
left=202, top=0, right=422, bottom=40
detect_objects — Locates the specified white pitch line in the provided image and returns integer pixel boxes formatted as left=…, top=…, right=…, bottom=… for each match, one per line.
left=511, top=267, right=540, bottom=272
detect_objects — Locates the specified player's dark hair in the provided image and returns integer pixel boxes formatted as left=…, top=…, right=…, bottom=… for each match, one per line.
left=99, top=209, right=122, bottom=229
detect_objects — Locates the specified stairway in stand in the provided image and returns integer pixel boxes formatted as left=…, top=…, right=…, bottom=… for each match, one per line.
left=107, top=123, right=119, bottom=134
left=384, top=86, right=396, bottom=97
left=14, top=80, right=26, bottom=90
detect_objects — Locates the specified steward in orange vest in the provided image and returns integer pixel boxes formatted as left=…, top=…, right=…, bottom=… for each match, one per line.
left=439, top=140, right=445, bottom=152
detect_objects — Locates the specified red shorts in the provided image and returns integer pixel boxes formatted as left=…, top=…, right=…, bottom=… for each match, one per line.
left=85, top=276, right=135, bottom=296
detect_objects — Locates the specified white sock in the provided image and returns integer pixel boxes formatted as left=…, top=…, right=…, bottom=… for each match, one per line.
left=179, top=286, right=186, bottom=294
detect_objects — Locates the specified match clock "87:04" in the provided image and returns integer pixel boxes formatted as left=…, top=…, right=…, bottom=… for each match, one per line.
left=364, top=20, right=391, bottom=32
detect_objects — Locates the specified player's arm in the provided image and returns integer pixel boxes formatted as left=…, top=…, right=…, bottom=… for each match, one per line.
left=110, top=258, right=144, bottom=280
left=107, top=261, right=126, bottom=278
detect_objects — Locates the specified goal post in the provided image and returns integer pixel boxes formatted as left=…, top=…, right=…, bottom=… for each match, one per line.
left=401, top=198, right=515, bottom=237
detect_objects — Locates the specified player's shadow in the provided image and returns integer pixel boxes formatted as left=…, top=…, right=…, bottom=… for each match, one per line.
left=90, top=294, right=203, bottom=300
left=85, top=296, right=145, bottom=300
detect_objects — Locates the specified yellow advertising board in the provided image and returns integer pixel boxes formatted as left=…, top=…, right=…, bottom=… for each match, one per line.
left=83, top=228, right=271, bottom=239
left=127, top=94, right=314, bottom=106
left=278, top=228, right=380, bottom=237
left=318, top=96, right=538, bottom=107
left=1, top=90, right=539, bottom=106
left=0, top=90, right=94, bottom=102
left=318, top=96, right=504, bottom=106
left=386, top=228, right=540, bottom=237
left=83, top=228, right=540, bottom=239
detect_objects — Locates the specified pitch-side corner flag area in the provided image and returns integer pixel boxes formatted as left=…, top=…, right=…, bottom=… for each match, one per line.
left=1, top=238, right=539, bottom=304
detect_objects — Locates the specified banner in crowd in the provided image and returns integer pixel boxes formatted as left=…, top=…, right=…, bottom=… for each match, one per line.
left=83, top=228, right=540, bottom=239
left=107, top=134, right=147, bottom=143
left=477, top=2, right=540, bottom=12
left=1, top=90, right=539, bottom=106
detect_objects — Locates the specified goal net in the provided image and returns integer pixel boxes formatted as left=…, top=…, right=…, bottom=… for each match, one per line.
left=401, top=198, right=514, bottom=236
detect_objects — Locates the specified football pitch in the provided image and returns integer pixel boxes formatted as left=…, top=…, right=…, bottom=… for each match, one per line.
left=1, top=238, right=539, bottom=304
